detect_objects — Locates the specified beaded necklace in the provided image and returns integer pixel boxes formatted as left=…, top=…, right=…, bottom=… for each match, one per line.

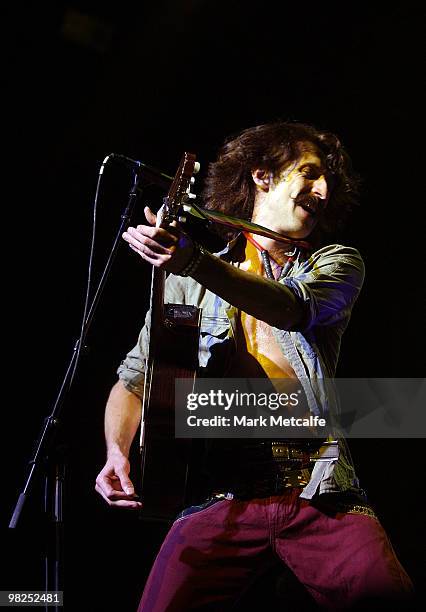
left=243, top=232, right=298, bottom=281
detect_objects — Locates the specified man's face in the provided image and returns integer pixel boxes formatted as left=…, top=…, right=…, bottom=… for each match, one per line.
left=252, top=144, right=331, bottom=239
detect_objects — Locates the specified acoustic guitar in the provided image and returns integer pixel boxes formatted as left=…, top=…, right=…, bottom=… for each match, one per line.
left=139, top=152, right=202, bottom=522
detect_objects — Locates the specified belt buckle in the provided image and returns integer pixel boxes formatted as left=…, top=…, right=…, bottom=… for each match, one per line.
left=272, top=442, right=304, bottom=460
left=272, top=442, right=310, bottom=468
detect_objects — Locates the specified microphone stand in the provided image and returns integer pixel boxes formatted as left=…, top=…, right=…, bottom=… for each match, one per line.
left=9, top=163, right=145, bottom=607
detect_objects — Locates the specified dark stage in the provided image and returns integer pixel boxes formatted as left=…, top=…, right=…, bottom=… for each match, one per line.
left=4, top=2, right=425, bottom=610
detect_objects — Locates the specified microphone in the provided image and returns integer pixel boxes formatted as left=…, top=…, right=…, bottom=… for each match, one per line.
left=101, top=153, right=173, bottom=190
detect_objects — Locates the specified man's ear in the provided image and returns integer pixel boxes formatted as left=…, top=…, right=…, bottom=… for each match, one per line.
left=251, top=169, right=272, bottom=191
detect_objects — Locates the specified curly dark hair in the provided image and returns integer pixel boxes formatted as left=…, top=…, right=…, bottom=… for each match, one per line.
left=202, top=121, right=360, bottom=241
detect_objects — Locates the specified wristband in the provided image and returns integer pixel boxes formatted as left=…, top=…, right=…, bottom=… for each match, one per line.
left=178, top=243, right=206, bottom=277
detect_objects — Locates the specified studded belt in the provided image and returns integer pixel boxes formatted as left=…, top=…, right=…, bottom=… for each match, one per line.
left=210, top=440, right=339, bottom=500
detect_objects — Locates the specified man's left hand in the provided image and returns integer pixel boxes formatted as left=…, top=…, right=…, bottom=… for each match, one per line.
left=122, top=206, right=195, bottom=274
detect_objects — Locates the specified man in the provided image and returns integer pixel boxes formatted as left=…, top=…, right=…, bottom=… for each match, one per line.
left=95, top=122, right=413, bottom=610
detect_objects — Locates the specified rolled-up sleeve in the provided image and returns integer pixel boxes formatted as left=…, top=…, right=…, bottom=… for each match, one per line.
left=116, top=274, right=187, bottom=397
left=281, top=246, right=365, bottom=331
left=116, top=309, right=150, bottom=398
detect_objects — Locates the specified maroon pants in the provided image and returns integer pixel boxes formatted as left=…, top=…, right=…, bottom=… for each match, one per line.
left=138, top=489, right=413, bottom=611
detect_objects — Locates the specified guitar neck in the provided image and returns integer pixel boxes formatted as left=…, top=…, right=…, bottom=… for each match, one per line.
left=146, top=151, right=198, bottom=355
left=149, top=266, right=166, bottom=331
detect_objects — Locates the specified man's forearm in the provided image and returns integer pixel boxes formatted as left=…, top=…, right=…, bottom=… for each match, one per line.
left=191, top=250, right=302, bottom=329
left=105, top=380, right=142, bottom=458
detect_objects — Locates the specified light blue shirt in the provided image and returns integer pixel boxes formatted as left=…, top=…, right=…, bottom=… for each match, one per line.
left=118, top=241, right=365, bottom=499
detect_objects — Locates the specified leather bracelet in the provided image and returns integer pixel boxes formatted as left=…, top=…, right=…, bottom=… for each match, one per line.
left=178, top=243, right=206, bottom=277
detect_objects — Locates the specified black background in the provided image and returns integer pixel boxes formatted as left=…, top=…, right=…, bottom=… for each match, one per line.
left=4, top=2, right=425, bottom=610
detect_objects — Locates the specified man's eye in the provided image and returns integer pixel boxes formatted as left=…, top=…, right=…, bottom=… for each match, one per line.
left=301, top=168, right=317, bottom=179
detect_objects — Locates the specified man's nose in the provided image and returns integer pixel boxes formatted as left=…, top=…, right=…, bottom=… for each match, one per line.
left=311, top=175, right=328, bottom=199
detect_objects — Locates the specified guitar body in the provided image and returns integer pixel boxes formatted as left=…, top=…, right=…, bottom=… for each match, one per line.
left=140, top=303, right=201, bottom=521
left=139, top=153, right=202, bottom=522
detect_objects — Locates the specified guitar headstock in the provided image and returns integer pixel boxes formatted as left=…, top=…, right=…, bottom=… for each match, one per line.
left=159, top=152, right=200, bottom=227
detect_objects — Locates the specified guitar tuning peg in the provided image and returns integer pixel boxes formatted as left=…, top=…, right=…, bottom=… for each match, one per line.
left=190, top=177, right=196, bottom=184
left=178, top=216, right=187, bottom=223
left=185, top=192, right=197, bottom=200
left=193, top=162, right=201, bottom=174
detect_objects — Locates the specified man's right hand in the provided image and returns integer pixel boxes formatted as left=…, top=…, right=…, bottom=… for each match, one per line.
left=95, top=452, right=142, bottom=509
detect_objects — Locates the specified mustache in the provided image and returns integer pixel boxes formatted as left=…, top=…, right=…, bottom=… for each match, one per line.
left=294, top=194, right=323, bottom=214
